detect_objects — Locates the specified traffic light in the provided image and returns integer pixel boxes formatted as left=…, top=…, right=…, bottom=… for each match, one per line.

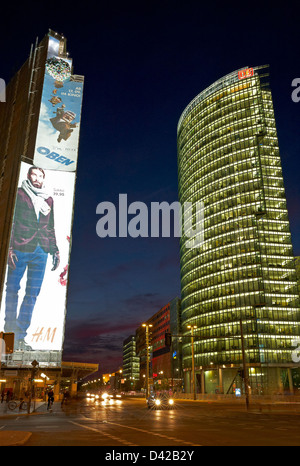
left=165, top=332, right=172, bottom=348
left=238, top=369, right=245, bottom=379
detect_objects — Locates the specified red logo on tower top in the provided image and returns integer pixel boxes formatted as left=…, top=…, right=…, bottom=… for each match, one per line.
left=238, top=68, right=254, bottom=80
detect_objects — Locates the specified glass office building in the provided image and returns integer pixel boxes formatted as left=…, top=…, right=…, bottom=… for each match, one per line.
left=177, top=66, right=300, bottom=395
left=123, top=335, right=140, bottom=390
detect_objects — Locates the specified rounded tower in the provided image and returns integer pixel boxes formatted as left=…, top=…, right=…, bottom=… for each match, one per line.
left=177, top=66, right=300, bottom=395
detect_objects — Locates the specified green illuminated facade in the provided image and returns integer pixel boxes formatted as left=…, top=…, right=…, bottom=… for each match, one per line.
left=123, top=335, right=140, bottom=390
left=177, top=66, right=300, bottom=395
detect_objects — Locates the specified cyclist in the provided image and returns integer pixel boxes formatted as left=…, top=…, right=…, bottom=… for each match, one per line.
left=47, top=389, right=54, bottom=411
left=61, top=389, right=70, bottom=407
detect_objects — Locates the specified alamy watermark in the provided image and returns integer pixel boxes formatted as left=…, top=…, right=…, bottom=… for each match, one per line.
left=291, top=78, right=300, bottom=103
left=292, top=340, right=300, bottom=363
left=0, top=79, right=5, bottom=102
left=96, top=194, right=204, bottom=249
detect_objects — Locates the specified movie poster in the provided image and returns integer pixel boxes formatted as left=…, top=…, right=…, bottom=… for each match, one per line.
left=0, top=162, right=75, bottom=353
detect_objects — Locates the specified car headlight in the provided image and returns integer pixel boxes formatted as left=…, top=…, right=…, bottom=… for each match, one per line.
left=155, top=399, right=161, bottom=406
left=168, top=399, right=174, bottom=405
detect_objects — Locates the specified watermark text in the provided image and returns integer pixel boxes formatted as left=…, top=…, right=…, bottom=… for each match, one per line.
left=292, top=340, right=300, bottom=363
left=96, top=194, right=204, bottom=249
left=0, top=79, right=5, bottom=102
left=291, top=78, right=300, bottom=103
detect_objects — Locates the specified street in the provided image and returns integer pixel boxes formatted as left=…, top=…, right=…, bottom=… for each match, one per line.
left=1, top=397, right=300, bottom=446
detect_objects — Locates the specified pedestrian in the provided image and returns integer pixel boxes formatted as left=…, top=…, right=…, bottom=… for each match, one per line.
left=6, top=390, right=13, bottom=402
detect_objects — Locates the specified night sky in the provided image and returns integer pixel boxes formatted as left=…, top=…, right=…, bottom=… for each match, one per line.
left=1, top=2, right=300, bottom=373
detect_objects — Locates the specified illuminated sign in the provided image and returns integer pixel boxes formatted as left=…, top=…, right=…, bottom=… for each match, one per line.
left=0, top=162, right=75, bottom=355
left=238, top=68, right=254, bottom=80
left=0, top=35, right=83, bottom=365
left=33, top=36, right=84, bottom=172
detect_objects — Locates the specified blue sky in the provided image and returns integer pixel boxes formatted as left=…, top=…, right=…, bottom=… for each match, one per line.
left=1, top=1, right=300, bottom=372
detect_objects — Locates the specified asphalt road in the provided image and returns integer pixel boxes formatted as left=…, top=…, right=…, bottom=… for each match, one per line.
left=1, top=398, right=300, bottom=447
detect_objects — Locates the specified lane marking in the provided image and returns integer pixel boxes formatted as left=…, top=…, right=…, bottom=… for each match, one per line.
left=103, top=420, right=201, bottom=446
left=73, top=407, right=202, bottom=445
left=69, top=421, right=136, bottom=446
left=77, top=416, right=201, bottom=446
left=35, top=426, right=60, bottom=429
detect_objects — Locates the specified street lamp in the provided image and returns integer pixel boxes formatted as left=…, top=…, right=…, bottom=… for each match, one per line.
left=142, top=323, right=153, bottom=398
left=187, top=325, right=197, bottom=401
left=239, top=319, right=250, bottom=410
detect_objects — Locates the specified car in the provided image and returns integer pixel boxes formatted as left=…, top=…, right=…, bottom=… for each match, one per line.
left=147, top=393, right=175, bottom=410
left=85, top=393, right=100, bottom=403
left=100, top=391, right=123, bottom=405
left=109, top=390, right=123, bottom=400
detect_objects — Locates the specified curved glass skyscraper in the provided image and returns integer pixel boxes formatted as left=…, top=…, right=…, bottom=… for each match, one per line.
left=177, top=66, right=300, bottom=395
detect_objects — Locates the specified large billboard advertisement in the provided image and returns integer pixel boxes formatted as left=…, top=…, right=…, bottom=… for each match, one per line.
left=0, top=162, right=75, bottom=353
left=33, top=36, right=84, bottom=172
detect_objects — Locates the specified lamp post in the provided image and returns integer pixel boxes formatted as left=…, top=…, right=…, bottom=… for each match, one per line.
left=187, top=325, right=197, bottom=400
left=239, top=319, right=250, bottom=411
left=142, top=323, right=153, bottom=398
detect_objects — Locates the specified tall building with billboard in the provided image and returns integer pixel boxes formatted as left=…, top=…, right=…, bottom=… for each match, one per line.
left=177, top=66, right=300, bottom=395
left=0, top=30, right=84, bottom=369
left=136, top=297, right=182, bottom=391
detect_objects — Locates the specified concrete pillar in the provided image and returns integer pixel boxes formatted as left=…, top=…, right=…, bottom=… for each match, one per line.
left=218, top=367, right=224, bottom=394
left=70, top=381, right=77, bottom=397
left=70, top=368, right=80, bottom=397
left=288, top=368, right=294, bottom=395
left=277, top=368, right=284, bottom=394
left=54, top=376, right=61, bottom=401
left=201, top=370, right=205, bottom=394
left=184, top=371, right=191, bottom=395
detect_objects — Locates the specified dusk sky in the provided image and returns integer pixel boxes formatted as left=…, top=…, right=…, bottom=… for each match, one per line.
left=1, top=2, right=300, bottom=373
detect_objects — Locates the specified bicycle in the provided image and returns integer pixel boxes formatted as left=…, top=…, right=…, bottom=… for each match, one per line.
left=47, top=397, right=54, bottom=411
left=7, top=399, right=28, bottom=411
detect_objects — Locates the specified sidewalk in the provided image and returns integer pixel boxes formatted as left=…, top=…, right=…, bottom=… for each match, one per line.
left=0, top=400, right=46, bottom=445
left=0, top=431, right=32, bottom=446
left=0, top=400, right=46, bottom=417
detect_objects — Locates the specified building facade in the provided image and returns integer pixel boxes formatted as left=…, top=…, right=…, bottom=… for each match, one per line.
left=0, top=30, right=84, bottom=368
left=122, top=335, right=140, bottom=390
left=177, top=66, right=300, bottom=395
left=136, top=297, right=182, bottom=391
left=295, top=257, right=300, bottom=296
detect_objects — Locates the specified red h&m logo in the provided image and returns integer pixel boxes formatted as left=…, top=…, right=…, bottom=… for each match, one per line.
left=238, top=68, right=254, bottom=80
